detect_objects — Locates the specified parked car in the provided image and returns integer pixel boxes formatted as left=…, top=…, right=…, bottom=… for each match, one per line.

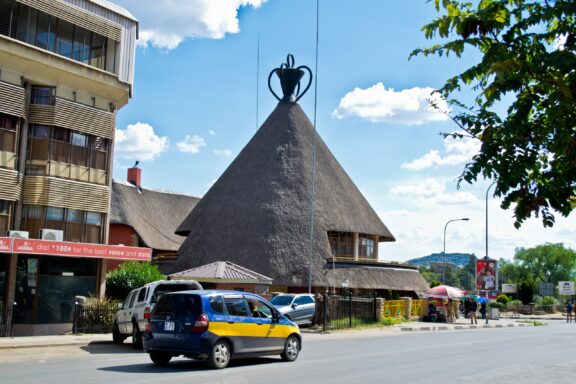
left=270, top=293, right=315, bottom=325
left=143, top=290, right=302, bottom=369
left=113, top=279, right=203, bottom=348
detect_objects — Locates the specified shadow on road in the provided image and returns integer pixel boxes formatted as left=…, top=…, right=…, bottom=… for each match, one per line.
left=98, top=356, right=281, bottom=373
left=81, top=342, right=145, bottom=355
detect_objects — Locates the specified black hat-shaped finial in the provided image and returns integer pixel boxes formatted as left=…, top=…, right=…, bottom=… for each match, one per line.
left=268, top=54, right=312, bottom=103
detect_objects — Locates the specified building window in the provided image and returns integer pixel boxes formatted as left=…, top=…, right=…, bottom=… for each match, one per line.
left=328, top=231, right=354, bottom=258
left=85, top=212, right=101, bottom=225
left=2, top=1, right=113, bottom=72
left=31, top=87, right=55, bottom=105
left=0, top=113, right=17, bottom=153
left=35, top=12, right=56, bottom=51
left=22, top=205, right=102, bottom=243
left=46, top=207, right=64, bottom=221
left=359, top=234, right=375, bottom=258
left=55, top=18, right=74, bottom=58
left=27, top=124, right=110, bottom=178
left=0, top=200, right=12, bottom=236
left=14, top=255, right=97, bottom=324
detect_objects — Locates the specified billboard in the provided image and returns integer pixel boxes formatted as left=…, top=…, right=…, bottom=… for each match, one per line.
left=502, top=284, right=517, bottom=294
left=476, top=258, right=497, bottom=290
left=558, top=281, right=575, bottom=295
left=0, top=237, right=152, bottom=261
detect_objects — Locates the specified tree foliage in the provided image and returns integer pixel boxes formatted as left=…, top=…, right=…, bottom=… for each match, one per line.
left=514, top=242, right=576, bottom=283
left=518, top=280, right=534, bottom=304
left=412, top=0, right=576, bottom=228
left=498, top=243, right=576, bottom=294
left=106, top=262, right=165, bottom=300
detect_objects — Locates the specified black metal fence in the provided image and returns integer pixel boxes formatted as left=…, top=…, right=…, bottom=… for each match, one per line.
left=0, top=307, right=12, bottom=337
left=324, top=293, right=379, bottom=331
left=73, top=303, right=116, bottom=334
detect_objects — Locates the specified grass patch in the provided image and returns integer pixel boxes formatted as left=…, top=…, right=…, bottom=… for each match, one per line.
left=521, top=320, right=546, bottom=326
left=381, top=316, right=404, bottom=326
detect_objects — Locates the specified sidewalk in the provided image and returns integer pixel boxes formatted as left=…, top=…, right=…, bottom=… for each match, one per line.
left=0, top=313, right=564, bottom=350
left=397, top=314, right=548, bottom=332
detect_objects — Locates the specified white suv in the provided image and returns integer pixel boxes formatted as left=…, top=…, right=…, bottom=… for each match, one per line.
left=113, top=280, right=203, bottom=348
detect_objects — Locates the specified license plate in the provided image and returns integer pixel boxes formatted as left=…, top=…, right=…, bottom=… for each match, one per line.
left=164, top=321, right=175, bottom=331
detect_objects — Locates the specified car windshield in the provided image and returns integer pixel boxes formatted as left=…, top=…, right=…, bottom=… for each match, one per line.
left=270, top=295, right=295, bottom=306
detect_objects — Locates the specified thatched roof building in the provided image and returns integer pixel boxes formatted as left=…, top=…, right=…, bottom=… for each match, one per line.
left=110, top=180, right=200, bottom=256
left=169, top=57, right=428, bottom=294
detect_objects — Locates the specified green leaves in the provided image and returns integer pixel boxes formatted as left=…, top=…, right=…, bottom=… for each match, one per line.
left=413, top=0, right=576, bottom=227
left=105, top=262, right=165, bottom=299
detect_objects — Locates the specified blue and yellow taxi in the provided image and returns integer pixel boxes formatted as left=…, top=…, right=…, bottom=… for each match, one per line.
left=143, top=290, right=302, bottom=369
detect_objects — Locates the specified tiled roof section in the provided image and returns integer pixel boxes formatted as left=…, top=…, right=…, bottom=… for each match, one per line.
left=170, top=261, right=273, bottom=283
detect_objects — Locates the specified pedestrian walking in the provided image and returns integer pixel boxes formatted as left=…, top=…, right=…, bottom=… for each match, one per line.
left=566, top=302, right=573, bottom=323
left=469, top=299, right=478, bottom=324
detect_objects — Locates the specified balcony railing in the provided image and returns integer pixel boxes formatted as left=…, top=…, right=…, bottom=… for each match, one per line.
left=329, top=256, right=407, bottom=267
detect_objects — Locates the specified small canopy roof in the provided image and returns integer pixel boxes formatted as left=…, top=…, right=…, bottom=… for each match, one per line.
left=420, top=285, right=465, bottom=299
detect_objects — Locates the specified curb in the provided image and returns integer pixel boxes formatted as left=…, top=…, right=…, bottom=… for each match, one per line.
left=0, top=338, right=113, bottom=350
left=399, top=322, right=531, bottom=332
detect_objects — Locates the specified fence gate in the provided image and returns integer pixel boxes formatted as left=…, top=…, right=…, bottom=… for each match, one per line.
left=325, top=293, right=378, bottom=331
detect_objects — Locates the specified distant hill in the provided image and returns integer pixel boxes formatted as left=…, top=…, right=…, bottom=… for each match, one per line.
left=407, top=253, right=474, bottom=268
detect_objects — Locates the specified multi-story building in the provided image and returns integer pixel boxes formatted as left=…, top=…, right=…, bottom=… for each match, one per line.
left=0, top=0, right=147, bottom=336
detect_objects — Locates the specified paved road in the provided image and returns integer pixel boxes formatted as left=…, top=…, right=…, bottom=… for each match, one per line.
left=0, top=322, right=573, bottom=384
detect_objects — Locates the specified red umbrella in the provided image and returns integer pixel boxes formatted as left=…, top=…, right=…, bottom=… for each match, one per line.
left=421, top=285, right=465, bottom=299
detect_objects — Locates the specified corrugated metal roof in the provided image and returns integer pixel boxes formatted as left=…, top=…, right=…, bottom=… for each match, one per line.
left=170, top=261, right=273, bottom=283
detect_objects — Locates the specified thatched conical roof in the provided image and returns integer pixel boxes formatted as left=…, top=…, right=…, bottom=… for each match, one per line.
left=170, top=102, right=410, bottom=288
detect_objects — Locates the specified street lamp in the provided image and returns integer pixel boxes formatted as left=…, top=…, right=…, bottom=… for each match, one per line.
left=442, top=218, right=470, bottom=284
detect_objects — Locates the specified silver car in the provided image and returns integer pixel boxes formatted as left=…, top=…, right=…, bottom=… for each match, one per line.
left=270, top=294, right=315, bottom=325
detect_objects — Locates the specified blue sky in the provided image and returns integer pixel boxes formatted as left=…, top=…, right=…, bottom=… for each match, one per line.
left=110, top=0, right=576, bottom=262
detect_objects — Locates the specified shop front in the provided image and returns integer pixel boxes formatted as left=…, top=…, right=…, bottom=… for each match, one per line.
left=0, top=237, right=151, bottom=336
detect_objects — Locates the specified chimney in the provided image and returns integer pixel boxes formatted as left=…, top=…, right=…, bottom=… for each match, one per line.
left=127, top=166, right=141, bottom=188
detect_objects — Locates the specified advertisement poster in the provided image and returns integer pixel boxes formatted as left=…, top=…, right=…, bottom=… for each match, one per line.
left=27, top=258, right=37, bottom=287
left=476, top=258, right=497, bottom=290
left=558, top=281, right=575, bottom=295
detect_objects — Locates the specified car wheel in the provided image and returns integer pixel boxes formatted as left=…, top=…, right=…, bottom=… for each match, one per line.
left=150, top=352, right=172, bottom=366
left=281, top=335, right=300, bottom=362
left=132, top=321, right=143, bottom=350
left=112, top=321, right=125, bottom=344
left=208, top=340, right=231, bottom=369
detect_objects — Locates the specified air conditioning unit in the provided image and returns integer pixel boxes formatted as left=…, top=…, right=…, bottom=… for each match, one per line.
left=8, top=230, right=29, bottom=239
left=41, top=229, right=64, bottom=241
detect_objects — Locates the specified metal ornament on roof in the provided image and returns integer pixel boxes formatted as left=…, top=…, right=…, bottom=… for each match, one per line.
left=268, top=54, right=312, bottom=103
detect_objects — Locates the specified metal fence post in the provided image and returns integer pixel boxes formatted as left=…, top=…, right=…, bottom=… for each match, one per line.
left=73, top=303, right=78, bottom=335
left=373, top=291, right=378, bottom=322
left=323, top=290, right=328, bottom=332
left=348, top=292, right=352, bottom=328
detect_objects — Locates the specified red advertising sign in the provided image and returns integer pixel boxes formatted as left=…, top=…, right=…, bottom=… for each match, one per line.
left=0, top=237, right=11, bottom=252
left=0, top=237, right=151, bottom=261
left=476, top=258, right=497, bottom=290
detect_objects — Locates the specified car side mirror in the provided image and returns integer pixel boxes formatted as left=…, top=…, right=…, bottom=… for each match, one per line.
left=291, top=303, right=298, bottom=309
left=117, top=302, right=124, bottom=310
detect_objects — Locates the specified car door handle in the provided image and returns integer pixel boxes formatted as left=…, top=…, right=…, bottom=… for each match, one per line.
left=227, top=321, right=235, bottom=324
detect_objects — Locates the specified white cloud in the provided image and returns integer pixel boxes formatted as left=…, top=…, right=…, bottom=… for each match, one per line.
left=114, top=1, right=266, bottom=50
left=214, top=149, right=232, bottom=157
left=402, top=135, right=480, bottom=170
left=115, top=122, right=169, bottom=162
left=390, top=178, right=479, bottom=207
left=177, top=134, right=207, bottom=153
left=208, top=130, right=216, bottom=136
left=332, top=83, right=450, bottom=125
left=390, top=178, right=446, bottom=198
